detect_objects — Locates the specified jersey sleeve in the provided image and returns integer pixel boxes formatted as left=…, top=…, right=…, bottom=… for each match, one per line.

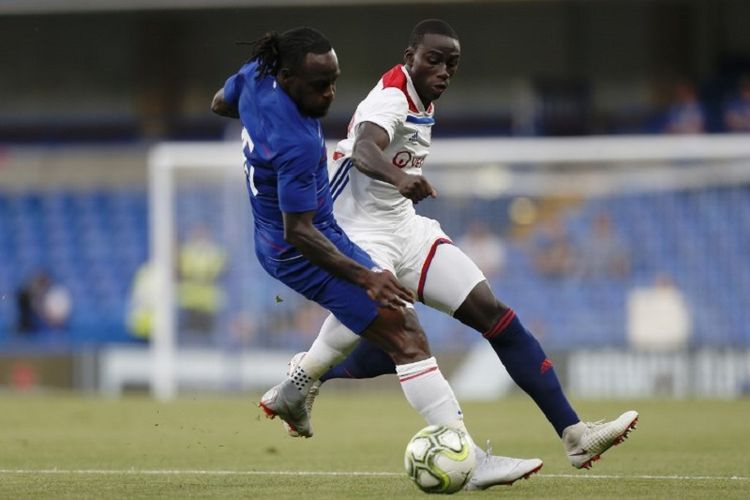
left=352, top=88, right=408, bottom=141
left=276, top=137, right=320, bottom=214
left=222, top=73, right=243, bottom=106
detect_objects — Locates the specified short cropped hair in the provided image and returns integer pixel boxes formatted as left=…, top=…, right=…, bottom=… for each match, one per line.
left=408, top=19, right=459, bottom=48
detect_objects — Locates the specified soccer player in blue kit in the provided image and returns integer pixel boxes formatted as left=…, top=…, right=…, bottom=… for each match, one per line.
left=212, top=27, right=543, bottom=488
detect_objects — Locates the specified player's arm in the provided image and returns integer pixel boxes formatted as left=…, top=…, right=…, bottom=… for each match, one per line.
left=211, top=88, right=239, bottom=118
left=351, top=122, right=436, bottom=203
left=283, top=211, right=413, bottom=308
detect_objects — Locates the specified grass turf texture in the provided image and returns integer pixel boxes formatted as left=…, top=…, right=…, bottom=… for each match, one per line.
left=0, top=391, right=748, bottom=498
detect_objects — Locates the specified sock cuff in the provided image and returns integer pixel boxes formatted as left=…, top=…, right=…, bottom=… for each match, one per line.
left=396, top=357, right=439, bottom=382
left=483, top=308, right=517, bottom=339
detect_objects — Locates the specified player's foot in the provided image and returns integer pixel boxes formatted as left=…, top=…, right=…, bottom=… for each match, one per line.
left=464, top=442, right=543, bottom=491
left=282, top=352, right=322, bottom=438
left=562, top=410, right=638, bottom=469
left=258, top=378, right=313, bottom=438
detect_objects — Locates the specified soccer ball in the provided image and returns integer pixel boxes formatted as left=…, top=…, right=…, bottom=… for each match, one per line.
left=403, top=425, right=476, bottom=494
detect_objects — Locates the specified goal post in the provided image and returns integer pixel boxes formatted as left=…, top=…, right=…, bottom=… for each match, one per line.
left=148, top=143, right=245, bottom=400
left=147, top=134, right=750, bottom=400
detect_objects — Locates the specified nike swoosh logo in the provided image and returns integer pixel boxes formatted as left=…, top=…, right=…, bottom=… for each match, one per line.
left=569, top=450, right=589, bottom=456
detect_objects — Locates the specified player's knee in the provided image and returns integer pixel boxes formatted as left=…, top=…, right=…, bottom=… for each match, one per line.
left=456, top=282, right=509, bottom=333
left=368, top=308, right=431, bottom=364
left=389, top=330, right=430, bottom=364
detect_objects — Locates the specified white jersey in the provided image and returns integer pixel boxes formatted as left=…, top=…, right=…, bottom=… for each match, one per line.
left=331, top=64, right=434, bottom=224
left=322, top=64, right=487, bottom=322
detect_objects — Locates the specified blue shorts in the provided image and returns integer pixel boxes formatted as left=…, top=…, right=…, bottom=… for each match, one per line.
left=256, top=225, right=379, bottom=335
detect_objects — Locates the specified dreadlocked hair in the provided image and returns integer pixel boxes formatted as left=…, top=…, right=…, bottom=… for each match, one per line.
left=237, top=27, right=332, bottom=81
left=408, top=19, right=459, bottom=48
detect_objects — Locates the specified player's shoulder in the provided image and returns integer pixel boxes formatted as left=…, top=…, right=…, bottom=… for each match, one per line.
left=359, top=65, right=410, bottom=109
left=373, top=65, right=419, bottom=113
left=275, top=117, right=322, bottom=154
left=380, top=65, right=409, bottom=89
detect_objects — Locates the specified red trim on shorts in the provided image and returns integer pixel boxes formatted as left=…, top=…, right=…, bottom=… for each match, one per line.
left=483, top=309, right=516, bottom=339
left=417, top=238, right=453, bottom=303
left=398, top=365, right=439, bottom=383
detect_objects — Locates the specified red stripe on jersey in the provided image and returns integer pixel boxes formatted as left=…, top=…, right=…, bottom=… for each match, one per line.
left=399, top=365, right=439, bottom=382
left=417, top=238, right=453, bottom=303
left=381, top=65, right=419, bottom=113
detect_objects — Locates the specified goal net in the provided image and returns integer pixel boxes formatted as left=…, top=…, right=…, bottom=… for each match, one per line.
left=148, top=134, right=750, bottom=399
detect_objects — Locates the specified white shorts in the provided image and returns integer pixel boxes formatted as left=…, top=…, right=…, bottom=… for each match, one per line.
left=339, top=213, right=486, bottom=315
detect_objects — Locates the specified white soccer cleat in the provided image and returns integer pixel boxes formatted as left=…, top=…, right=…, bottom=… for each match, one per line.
left=464, top=442, right=543, bottom=491
left=258, top=378, right=313, bottom=438
left=562, top=410, right=639, bottom=469
left=282, top=352, right=322, bottom=438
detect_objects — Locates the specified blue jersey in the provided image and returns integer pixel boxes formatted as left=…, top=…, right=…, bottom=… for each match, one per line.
left=221, top=59, right=380, bottom=334
left=223, top=60, right=335, bottom=260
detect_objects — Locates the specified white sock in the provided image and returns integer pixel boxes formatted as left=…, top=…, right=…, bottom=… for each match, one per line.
left=297, top=314, right=359, bottom=380
left=396, top=357, right=473, bottom=446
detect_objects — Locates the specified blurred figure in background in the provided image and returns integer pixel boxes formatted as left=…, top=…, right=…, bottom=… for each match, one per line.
left=723, top=76, right=750, bottom=132
left=15, top=271, right=72, bottom=334
left=627, top=273, right=691, bottom=352
left=126, top=260, right=155, bottom=340
left=531, top=217, right=577, bottom=280
left=577, top=212, right=630, bottom=280
left=661, top=78, right=706, bottom=134
left=456, top=220, right=506, bottom=281
left=178, top=224, right=227, bottom=339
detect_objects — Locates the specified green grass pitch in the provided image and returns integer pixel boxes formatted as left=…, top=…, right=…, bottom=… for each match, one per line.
left=0, top=388, right=748, bottom=498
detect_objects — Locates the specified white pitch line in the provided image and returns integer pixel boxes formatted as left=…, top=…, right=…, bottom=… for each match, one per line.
left=0, top=470, right=400, bottom=477
left=538, top=473, right=749, bottom=481
left=0, top=470, right=747, bottom=481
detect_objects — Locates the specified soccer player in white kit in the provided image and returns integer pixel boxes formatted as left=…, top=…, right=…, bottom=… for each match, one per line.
left=289, top=19, right=638, bottom=480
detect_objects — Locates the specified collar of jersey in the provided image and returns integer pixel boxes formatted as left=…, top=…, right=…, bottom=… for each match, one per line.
left=399, top=65, right=434, bottom=115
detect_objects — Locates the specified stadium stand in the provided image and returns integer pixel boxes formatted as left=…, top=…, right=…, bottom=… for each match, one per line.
left=1, top=183, right=748, bottom=352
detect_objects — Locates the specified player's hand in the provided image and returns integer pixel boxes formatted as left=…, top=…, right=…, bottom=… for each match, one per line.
left=396, top=175, right=437, bottom=204
left=364, top=269, right=414, bottom=309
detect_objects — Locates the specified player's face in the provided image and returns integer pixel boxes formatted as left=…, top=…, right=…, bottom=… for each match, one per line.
left=405, top=34, right=461, bottom=106
left=281, top=50, right=340, bottom=118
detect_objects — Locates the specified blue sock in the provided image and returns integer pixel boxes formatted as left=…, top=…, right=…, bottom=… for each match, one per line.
left=485, top=310, right=579, bottom=436
left=320, top=338, right=396, bottom=382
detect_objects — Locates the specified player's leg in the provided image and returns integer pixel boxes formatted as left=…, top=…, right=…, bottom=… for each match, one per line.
left=313, top=224, right=402, bottom=381
left=362, top=304, right=544, bottom=488
left=314, top=236, right=578, bottom=436
left=425, top=243, right=637, bottom=468
left=319, top=337, right=395, bottom=381
left=279, top=313, right=394, bottom=437
left=361, top=306, right=466, bottom=429
left=288, top=304, right=466, bottom=430
left=257, top=270, right=379, bottom=438
left=452, top=278, right=581, bottom=437
left=259, top=231, right=466, bottom=440
left=313, top=217, right=578, bottom=438
left=255, top=237, right=385, bottom=438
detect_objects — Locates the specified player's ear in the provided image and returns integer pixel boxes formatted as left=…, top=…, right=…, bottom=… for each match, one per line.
left=403, top=47, right=415, bottom=68
left=276, top=67, right=296, bottom=91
